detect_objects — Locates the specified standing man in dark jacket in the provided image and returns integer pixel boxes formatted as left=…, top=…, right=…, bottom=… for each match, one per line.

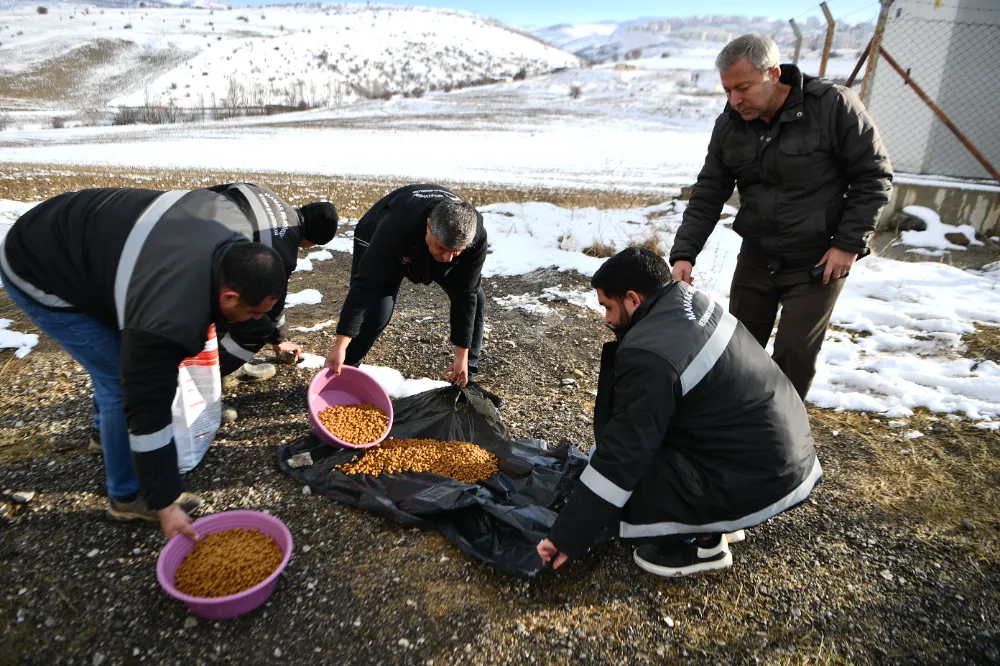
left=537, top=248, right=821, bottom=577
left=1, top=188, right=286, bottom=540
left=207, top=183, right=339, bottom=386
left=324, top=184, right=498, bottom=404
left=669, top=33, right=893, bottom=399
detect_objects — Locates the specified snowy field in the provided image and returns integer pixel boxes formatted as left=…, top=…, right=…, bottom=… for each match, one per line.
left=0, top=64, right=723, bottom=192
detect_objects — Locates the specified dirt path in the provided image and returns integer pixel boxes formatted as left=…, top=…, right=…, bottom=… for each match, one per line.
left=1, top=168, right=998, bottom=665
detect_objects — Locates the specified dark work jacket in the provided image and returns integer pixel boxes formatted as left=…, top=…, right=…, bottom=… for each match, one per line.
left=336, top=184, right=487, bottom=348
left=546, top=282, right=822, bottom=558
left=1, top=188, right=253, bottom=510
left=207, top=183, right=303, bottom=354
left=669, top=64, right=893, bottom=272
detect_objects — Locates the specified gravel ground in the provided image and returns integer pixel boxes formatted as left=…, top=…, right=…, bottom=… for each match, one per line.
left=1, top=169, right=999, bottom=666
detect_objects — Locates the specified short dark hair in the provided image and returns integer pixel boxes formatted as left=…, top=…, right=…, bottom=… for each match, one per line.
left=220, top=242, right=285, bottom=305
left=298, top=201, right=339, bottom=245
left=590, top=247, right=671, bottom=299
left=429, top=200, right=478, bottom=249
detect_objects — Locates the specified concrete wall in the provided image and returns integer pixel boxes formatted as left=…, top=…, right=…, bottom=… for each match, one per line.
left=877, top=179, right=1000, bottom=236
left=866, top=0, right=1000, bottom=181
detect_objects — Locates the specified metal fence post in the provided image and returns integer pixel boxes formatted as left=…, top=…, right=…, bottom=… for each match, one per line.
left=789, top=19, right=803, bottom=65
left=819, top=2, right=836, bottom=78
left=860, top=0, right=894, bottom=106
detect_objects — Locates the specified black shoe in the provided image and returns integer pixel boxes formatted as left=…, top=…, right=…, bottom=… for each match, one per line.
left=466, top=380, right=505, bottom=410
left=633, top=535, right=732, bottom=577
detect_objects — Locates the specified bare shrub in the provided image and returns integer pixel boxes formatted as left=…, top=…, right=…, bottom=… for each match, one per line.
left=583, top=240, right=616, bottom=258
left=51, top=116, right=66, bottom=129
left=0, top=109, right=10, bottom=131
left=637, top=231, right=664, bottom=255
left=36, top=6, right=48, bottom=14
left=569, top=86, right=582, bottom=99
left=114, top=107, right=139, bottom=125
left=124, top=23, right=132, bottom=29
left=513, top=67, right=527, bottom=81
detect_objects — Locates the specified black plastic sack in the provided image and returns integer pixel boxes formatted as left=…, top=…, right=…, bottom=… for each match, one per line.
left=276, top=384, right=589, bottom=578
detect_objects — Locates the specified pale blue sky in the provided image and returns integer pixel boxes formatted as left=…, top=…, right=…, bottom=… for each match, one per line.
left=237, top=0, right=882, bottom=27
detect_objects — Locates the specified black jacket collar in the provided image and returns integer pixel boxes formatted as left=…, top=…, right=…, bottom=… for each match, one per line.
left=613, top=282, right=678, bottom=340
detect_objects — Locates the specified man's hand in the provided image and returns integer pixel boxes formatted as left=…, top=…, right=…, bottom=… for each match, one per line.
left=272, top=341, right=301, bottom=364
left=158, top=503, right=198, bottom=541
left=816, top=247, right=857, bottom=284
left=324, top=335, right=351, bottom=375
left=445, top=347, right=469, bottom=387
left=671, top=260, right=694, bottom=285
left=536, top=539, right=569, bottom=570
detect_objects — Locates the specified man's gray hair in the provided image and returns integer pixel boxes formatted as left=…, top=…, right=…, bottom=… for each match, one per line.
left=715, top=33, right=781, bottom=73
left=429, top=200, right=478, bottom=249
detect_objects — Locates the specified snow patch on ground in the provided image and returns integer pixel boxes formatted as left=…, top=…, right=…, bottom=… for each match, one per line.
left=359, top=364, right=451, bottom=399
left=295, top=319, right=336, bottom=333
left=285, top=289, right=323, bottom=307
left=898, top=205, right=984, bottom=252
left=296, top=353, right=326, bottom=370
left=0, top=319, right=39, bottom=359
left=307, top=250, right=333, bottom=262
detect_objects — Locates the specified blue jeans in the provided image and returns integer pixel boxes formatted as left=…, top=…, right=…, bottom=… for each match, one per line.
left=1, top=270, right=139, bottom=500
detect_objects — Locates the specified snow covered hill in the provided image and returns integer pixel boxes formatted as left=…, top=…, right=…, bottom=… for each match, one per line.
left=0, top=2, right=581, bottom=110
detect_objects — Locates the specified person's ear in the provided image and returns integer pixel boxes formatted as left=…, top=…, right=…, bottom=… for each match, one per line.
left=625, top=290, right=644, bottom=313
left=219, top=289, right=241, bottom=308
left=769, top=65, right=781, bottom=82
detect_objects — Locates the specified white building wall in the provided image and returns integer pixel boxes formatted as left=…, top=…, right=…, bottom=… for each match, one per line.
left=866, top=0, right=1000, bottom=180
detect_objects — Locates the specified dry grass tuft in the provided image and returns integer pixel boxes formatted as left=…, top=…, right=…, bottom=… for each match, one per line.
left=583, top=239, right=616, bottom=258
left=810, top=407, right=1000, bottom=561
left=962, top=324, right=1000, bottom=364
left=636, top=229, right=664, bottom=255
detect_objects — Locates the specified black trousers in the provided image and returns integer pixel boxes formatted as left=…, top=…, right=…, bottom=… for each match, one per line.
left=344, top=243, right=486, bottom=375
left=219, top=316, right=275, bottom=376
left=728, top=257, right=846, bottom=400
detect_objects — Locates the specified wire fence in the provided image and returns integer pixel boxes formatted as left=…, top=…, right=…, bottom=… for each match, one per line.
left=772, top=3, right=878, bottom=86
left=864, top=8, right=1000, bottom=182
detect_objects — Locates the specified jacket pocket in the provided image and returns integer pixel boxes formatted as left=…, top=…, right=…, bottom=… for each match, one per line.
left=778, top=132, right=820, bottom=155
left=777, top=132, right=822, bottom=184
left=722, top=145, right=756, bottom=168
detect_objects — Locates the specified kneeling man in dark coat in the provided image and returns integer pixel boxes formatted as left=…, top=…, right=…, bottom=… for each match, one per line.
left=537, top=247, right=822, bottom=577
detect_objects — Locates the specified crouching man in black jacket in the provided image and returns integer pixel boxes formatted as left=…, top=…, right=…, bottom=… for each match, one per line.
left=207, top=183, right=339, bottom=398
left=1, top=188, right=287, bottom=540
left=537, top=248, right=821, bottom=577
left=325, top=184, right=501, bottom=406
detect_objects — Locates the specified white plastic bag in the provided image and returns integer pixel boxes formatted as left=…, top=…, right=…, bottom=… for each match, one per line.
left=172, top=324, right=222, bottom=473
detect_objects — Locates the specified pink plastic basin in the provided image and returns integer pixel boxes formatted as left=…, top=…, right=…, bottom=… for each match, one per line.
left=157, top=510, right=293, bottom=620
left=307, top=366, right=393, bottom=449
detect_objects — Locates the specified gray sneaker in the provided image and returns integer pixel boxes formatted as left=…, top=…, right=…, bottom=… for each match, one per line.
left=234, top=363, right=276, bottom=382
left=88, top=428, right=102, bottom=454
left=107, top=493, right=202, bottom=523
